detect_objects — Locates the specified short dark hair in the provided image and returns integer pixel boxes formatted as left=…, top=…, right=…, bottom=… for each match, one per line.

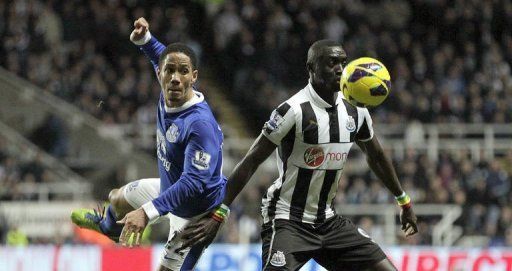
left=158, top=42, right=198, bottom=70
left=307, top=39, right=340, bottom=66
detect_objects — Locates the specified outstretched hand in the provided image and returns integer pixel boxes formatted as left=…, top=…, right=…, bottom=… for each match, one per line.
left=400, top=206, right=418, bottom=237
left=130, top=17, right=149, bottom=42
left=179, top=216, right=222, bottom=250
left=116, top=208, right=149, bottom=247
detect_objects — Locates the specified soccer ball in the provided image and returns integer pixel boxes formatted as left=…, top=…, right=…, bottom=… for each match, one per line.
left=340, top=57, right=391, bottom=107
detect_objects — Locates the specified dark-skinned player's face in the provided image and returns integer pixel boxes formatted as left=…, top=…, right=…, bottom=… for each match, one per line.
left=158, top=52, right=198, bottom=107
left=312, top=46, right=347, bottom=91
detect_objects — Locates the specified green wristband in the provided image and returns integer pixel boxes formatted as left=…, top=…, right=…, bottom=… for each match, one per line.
left=395, top=192, right=411, bottom=205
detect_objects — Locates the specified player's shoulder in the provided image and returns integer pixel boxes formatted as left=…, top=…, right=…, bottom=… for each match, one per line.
left=185, top=105, right=220, bottom=130
left=186, top=107, right=215, bottom=124
left=272, top=87, right=310, bottom=116
left=289, top=86, right=310, bottom=105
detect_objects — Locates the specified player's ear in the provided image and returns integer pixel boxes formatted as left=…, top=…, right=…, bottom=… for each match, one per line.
left=306, top=62, right=316, bottom=78
left=157, top=67, right=166, bottom=86
left=192, top=69, right=198, bottom=83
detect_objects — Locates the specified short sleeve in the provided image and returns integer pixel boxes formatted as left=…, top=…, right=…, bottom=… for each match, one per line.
left=355, top=107, right=374, bottom=142
left=262, top=102, right=295, bottom=145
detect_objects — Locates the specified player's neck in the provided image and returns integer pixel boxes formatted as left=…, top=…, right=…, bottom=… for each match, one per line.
left=312, top=82, right=337, bottom=106
left=167, top=89, right=195, bottom=108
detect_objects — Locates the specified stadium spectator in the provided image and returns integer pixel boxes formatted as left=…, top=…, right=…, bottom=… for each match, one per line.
left=0, top=212, right=7, bottom=244
left=28, top=115, right=69, bottom=158
left=6, top=226, right=29, bottom=246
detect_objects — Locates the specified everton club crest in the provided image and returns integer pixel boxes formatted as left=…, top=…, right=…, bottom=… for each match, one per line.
left=166, top=123, right=179, bottom=143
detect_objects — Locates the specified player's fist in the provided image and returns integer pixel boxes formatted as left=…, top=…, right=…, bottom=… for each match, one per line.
left=400, top=206, right=418, bottom=237
left=130, top=17, right=149, bottom=42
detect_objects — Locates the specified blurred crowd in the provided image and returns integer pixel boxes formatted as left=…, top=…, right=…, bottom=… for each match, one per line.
left=0, top=0, right=165, bottom=126
left=2, top=0, right=511, bottom=132
left=210, top=0, right=512, bottom=130
left=1, top=0, right=511, bottom=247
left=0, top=136, right=55, bottom=201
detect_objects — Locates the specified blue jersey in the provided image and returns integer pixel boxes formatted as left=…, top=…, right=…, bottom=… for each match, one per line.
left=138, top=36, right=227, bottom=218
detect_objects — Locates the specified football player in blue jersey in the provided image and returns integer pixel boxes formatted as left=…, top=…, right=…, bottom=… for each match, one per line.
left=71, top=17, right=229, bottom=271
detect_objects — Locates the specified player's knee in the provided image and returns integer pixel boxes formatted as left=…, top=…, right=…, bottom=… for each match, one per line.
left=108, top=186, right=135, bottom=217
left=108, top=188, right=121, bottom=207
left=109, top=188, right=127, bottom=212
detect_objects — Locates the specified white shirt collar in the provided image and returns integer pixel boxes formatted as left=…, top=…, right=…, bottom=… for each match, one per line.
left=163, top=90, right=204, bottom=113
left=305, top=81, right=341, bottom=108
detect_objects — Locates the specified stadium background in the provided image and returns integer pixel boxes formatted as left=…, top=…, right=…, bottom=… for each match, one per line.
left=0, top=0, right=511, bottom=270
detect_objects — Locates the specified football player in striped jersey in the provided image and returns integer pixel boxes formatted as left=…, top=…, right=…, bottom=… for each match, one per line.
left=182, top=40, right=418, bottom=271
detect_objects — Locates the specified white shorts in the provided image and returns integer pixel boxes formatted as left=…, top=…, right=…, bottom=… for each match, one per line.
left=122, top=178, right=208, bottom=270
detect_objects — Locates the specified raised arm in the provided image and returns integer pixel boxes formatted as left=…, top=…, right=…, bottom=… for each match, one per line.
left=130, top=17, right=166, bottom=72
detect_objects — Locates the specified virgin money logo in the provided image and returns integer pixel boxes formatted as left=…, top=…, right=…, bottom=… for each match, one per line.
left=304, top=147, right=325, bottom=167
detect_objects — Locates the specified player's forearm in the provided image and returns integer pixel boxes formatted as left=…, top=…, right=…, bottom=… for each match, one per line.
left=133, top=31, right=165, bottom=71
left=143, top=175, right=202, bottom=220
left=222, top=134, right=276, bottom=206
left=367, top=151, right=403, bottom=197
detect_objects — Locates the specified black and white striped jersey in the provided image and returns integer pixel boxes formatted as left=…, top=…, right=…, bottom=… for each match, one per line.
left=261, top=83, right=374, bottom=224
